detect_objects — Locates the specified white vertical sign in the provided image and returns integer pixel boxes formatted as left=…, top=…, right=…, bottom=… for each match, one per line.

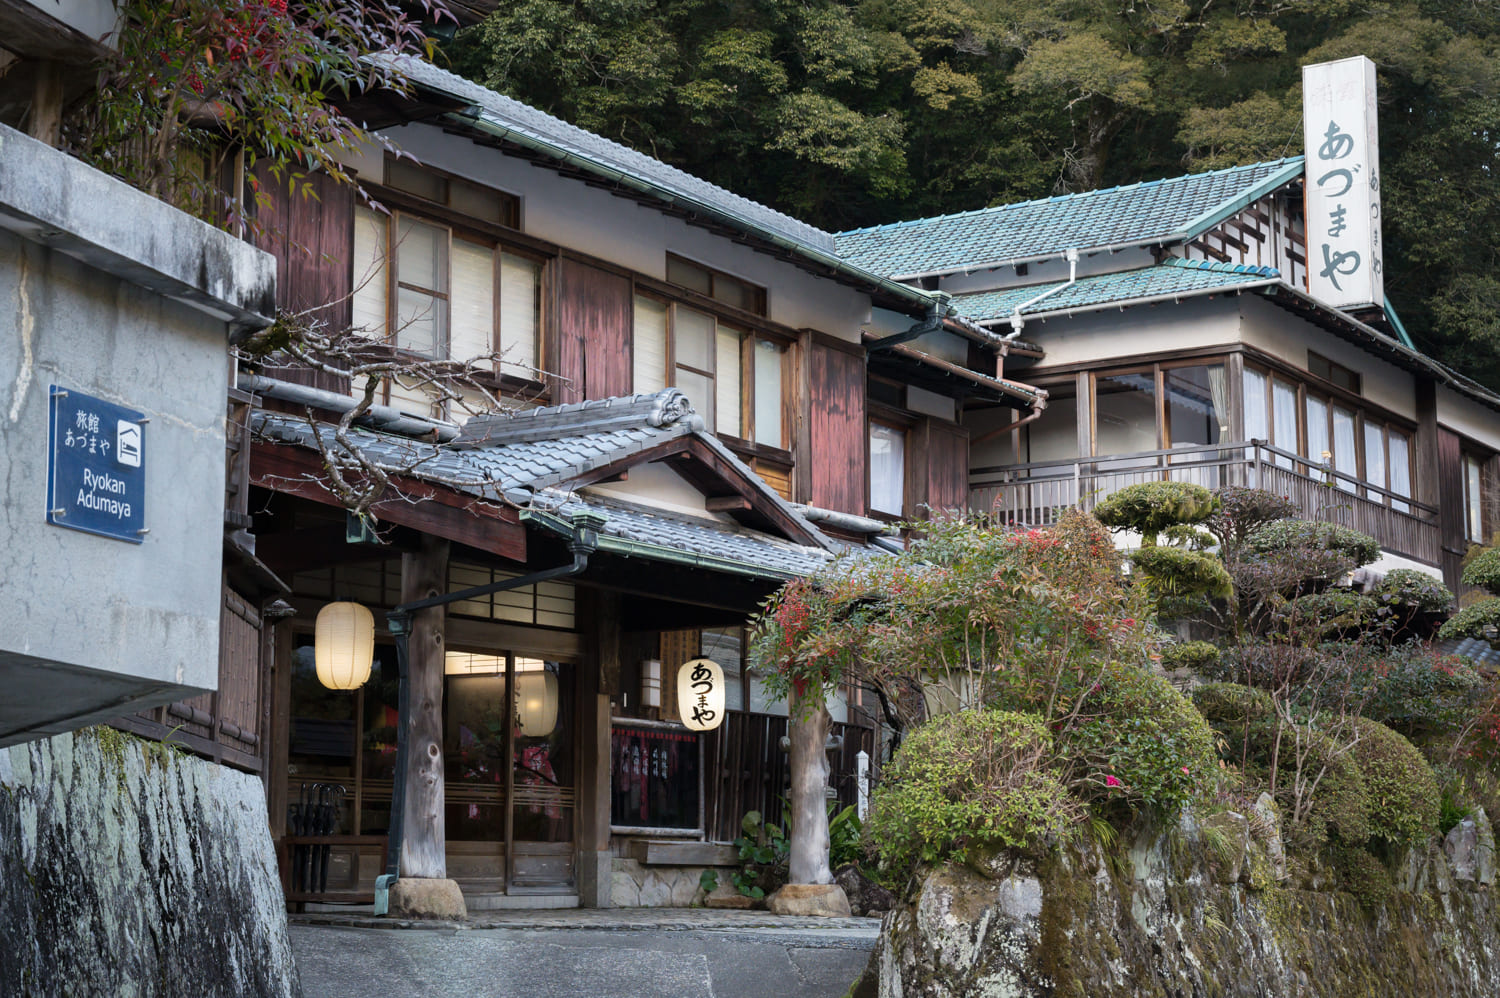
left=1302, top=57, right=1383, bottom=310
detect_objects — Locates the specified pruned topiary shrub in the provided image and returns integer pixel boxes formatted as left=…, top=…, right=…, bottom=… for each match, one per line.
left=1247, top=520, right=1380, bottom=567
left=1348, top=717, right=1441, bottom=849
left=1205, top=486, right=1298, bottom=547
left=865, top=709, right=1080, bottom=879
left=1276, top=591, right=1381, bottom=639
left=1372, top=569, right=1454, bottom=615
left=1095, top=481, right=1218, bottom=545
left=1048, top=663, right=1217, bottom=817
left=1437, top=599, right=1500, bottom=641
left=1192, top=682, right=1274, bottom=726
left=1161, top=640, right=1221, bottom=672
left=1129, top=546, right=1234, bottom=601
left=1460, top=546, right=1500, bottom=595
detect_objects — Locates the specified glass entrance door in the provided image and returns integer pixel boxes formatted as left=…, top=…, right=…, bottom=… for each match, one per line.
left=444, top=651, right=575, bottom=893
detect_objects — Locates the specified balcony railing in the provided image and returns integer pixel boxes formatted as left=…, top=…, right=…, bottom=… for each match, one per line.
left=970, top=440, right=1440, bottom=565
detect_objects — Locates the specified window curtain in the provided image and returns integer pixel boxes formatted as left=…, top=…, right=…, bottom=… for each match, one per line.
left=1207, top=364, right=1230, bottom=444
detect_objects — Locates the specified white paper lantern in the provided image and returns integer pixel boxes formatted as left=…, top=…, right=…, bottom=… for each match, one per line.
left=677, top=657, right=725, bottom=731
left=314, top=602, right=375, bottom=690
left=516, top=669, right=559, bottom=737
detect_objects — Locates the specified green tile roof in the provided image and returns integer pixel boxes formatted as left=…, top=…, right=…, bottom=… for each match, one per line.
left=836, top=159, right=1305, bottom=278
left=952, top=258, right=1282, bottom=324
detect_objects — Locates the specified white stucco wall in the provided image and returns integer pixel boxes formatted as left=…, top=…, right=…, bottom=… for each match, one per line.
left=1020, top=295, right=1242, bottom=371
left=360, top=127, right=875, bottom=342
left=1436, top=385, right=1500, bottom=452
left=1237, top=295, right=1415, bottom=420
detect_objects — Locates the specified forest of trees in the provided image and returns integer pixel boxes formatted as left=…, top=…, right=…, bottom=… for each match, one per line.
left=443, top=0, right=1500, bottom=389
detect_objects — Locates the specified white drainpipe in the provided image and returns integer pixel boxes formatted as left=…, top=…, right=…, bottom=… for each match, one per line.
left=1007, top=247, right=1079, bottom=339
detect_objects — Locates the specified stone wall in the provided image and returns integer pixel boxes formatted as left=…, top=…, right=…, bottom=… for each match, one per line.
left=610, top=857, right=729, bottom=907
left=0, top=730, right=300, bottom=997
left=878, top=805, right=1499, bottom=997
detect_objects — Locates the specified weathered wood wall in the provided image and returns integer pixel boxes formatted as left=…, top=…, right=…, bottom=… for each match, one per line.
left=1438, top=428, right=1467, bottom=593
left=555, top=258, right=632, bottom=403
left=805, top=338, right=867, bottom=514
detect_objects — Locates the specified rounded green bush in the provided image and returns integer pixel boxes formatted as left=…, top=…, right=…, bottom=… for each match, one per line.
left=1247, top=520, right=1380, bottom=567
left=1192, top=682, right=1273, bottom=725
left=1161, top=640, right=1221, bottom=672
left=865, top=709, right=1079, bottom=876
left=1349, top=717, right=1441, bottom=848
left=1300, top=733, right=1374, bottom=848
left=1461, top=547, right=1500, bottom=597
left=1055, top=663, right=1217, bottom=815
left=1437, top=597, right=1500, bottom=641
left=1277, top=591, right=1380, bottom=637
left=1095, top=481, right=1219, bottom=542
left=1372, top=569, right=1454, bottom=615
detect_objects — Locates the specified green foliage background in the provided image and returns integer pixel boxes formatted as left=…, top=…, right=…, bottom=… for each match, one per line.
left=446, top=0, right=1500, bottom=388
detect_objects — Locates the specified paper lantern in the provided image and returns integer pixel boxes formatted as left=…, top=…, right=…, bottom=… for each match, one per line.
left=314, top=602, right=375, bottom=690
left=516, top=668, right=559, bottom=737
left=677, top=657, right=725, bottom=731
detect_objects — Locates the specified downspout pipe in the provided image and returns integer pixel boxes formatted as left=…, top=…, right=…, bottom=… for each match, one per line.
left=971, top=401, right=1047, bottom=448
left=1006, top=248, right=1078, bottom=339
left=374, top=510, right=604, bottom=913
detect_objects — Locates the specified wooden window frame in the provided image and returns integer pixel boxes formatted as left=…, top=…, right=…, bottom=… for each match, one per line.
left=665, top=253, right=767, bottom=316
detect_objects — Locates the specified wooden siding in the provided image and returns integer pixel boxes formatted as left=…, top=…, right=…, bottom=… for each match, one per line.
left=806, top=342, right=867, bottom=513
left=921, top=419, right=969, bottom=516
left=255, top=171, right=355, bottom=393
left=701, top=711, right=876, bottom=843
left=555, top=258, right=632, bottom=403
left=115, top=583, right=265, bottom=772
left=1438, top=428, right=1468, bottom=592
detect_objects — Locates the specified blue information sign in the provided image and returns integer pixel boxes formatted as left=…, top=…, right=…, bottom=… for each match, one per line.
left=47, top=385, right=147, bottom=543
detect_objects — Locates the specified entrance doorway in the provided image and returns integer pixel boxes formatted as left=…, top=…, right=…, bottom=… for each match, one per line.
left=283, top=637, right=577, bottom=898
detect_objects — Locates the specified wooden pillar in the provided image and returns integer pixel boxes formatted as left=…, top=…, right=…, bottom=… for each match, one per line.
left=28, top=60, right=64, bottom=148
left=786, top=687, right=833, bottom=886
left=1414, top=378, right=1440, bottom=509
left=578, top=590, right=619, bottom=907
left=400, top=535, right=449, bottom=879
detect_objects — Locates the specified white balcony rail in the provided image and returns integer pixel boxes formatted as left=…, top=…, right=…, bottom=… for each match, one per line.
left=970, top=440, right=1439, bottom=565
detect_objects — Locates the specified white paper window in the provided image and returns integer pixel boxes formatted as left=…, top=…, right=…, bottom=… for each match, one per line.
left=870, top=423, right=906, bottom=516
left=394, top=216, right=448, bottom=357
left=450, top=238, right=495, bottom=366
left=716, top=326, right=742, bottom=437
left=1243, top=368, right=1268, bottom=443
left=754, top=339, right=783, bottom=448
left=1272, top=379, right=1298, bottom=468
left=351, top=207, right=389, bottom=337
left=1332, top=406, right=1357, bottom=493
left=1389, top=432, right=1411, bottom=513
left=1466, top=456, right=1484, bottom=542
left=633, top=296, right=668, bottom=394
left=499, top=252, right=540, bottom=377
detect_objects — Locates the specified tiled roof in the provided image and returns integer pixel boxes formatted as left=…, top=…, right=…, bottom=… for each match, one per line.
left=952, top=257, right=1282, bottom=324
left=382, top=57, right=835, bottom=254
left=527, top=491, right=835, bottom=580
left=835, top=159, right=1304, bottom=278
left=251, top=389, right=837, bottom=577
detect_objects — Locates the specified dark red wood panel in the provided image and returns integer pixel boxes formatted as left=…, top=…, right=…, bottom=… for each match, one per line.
left=807, top=343, right=866, bottom=514
left=555, top=258, right=631, bottom=403
left=254, top=170, right=355, bottom=393
left=923, top=419, right=970, bottom=515
left=1437, top=428, right=1466, bottom=593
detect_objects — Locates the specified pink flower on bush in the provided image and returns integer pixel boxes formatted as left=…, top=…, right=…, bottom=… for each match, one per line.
left=1105, top=775, right=1122, bottom=788
left=1182, top=766, right=1191, bottom=775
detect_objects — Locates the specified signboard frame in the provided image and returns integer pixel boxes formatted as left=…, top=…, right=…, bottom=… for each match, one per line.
left=46, top=385, right=148, bottom=544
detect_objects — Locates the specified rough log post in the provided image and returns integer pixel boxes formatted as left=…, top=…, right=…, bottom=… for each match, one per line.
left=400, top=535, right=449, bottom=879
left=787, top=686, right=833, bottom=885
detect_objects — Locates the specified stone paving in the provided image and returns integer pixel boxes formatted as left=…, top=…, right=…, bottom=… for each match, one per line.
left=289, top=907, right=881, bottom=998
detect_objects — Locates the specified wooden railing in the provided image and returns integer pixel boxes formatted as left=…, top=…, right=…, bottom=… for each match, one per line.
left=701, top=711, right=876, bottom=844
left=970, top=440, right=1440, bottom=565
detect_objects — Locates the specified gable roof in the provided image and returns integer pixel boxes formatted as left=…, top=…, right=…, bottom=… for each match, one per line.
left=835, top=159, right=1305, bottom=280
left=953, top=257, right=1282, bottom=325
left=371, top=56, right=940, bottom=315
left=250, top=388, right=840, bottom=576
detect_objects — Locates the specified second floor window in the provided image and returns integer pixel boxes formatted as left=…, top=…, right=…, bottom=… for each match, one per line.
left=870, top=421, right=906, bottom=516
left=1465, top=454, right=1486, bottom=543
left=632, top=295, right=786, bottom=448
left=352, top=205, right=543, bottom=381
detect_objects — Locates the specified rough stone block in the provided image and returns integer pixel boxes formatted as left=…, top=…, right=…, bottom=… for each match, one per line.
left=611, top=872, right=641, bottom=907
left=388, top=878, right=467, bottom=920
left=767, top=883, right=852, bottom=917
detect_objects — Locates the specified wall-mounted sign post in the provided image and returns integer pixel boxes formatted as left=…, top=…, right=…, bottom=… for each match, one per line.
left=1302, top=56, right=1383, bottom=310
left=46, top=385, right=147, bottom=543
left=677, top=657, right=725, bottom=732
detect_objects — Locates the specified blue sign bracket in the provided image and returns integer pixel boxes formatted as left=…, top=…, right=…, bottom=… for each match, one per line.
left=46, top=385, right=148, bottom=544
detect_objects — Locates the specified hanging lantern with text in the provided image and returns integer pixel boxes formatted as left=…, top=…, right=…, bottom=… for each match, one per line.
left=314, top=601, right=374, bottom=690
left=677, top=657, right=725, bottom=731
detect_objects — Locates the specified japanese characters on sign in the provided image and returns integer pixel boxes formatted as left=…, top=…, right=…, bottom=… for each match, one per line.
left=677, top=657, right=726, bottom=732
left=46, top=385, right=147, bottom=543
left=1302, top=57, right=1383, bottom=310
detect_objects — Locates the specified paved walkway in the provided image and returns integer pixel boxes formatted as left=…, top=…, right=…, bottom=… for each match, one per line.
left=288, top=909, right=881, bottom=998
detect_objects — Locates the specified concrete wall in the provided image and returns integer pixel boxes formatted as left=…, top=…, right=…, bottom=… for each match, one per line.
left=1436, top=385, right=1500, bottom=452
left=1020, top=295, right=1241, bottom=371
left=0, top=123, right=274, bottom=746
left=355, top=128, right=875, bottom=343
left=0, top=729, right=299, bottom=997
